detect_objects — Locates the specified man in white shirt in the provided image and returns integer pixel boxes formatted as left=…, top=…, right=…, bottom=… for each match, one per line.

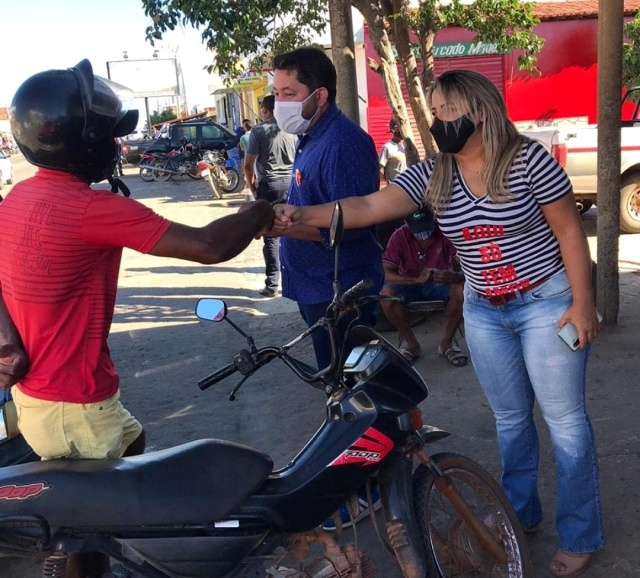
left=378, top=118, right=407, bottom=184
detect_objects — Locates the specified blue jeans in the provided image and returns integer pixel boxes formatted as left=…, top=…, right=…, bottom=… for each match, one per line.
left=0, top=435, right=39, bottom=467
left=257, top=178, right=289, bottom=290
left=463, top=270, right=604, bottom=553
left=385, top=282, right=450, bottom=305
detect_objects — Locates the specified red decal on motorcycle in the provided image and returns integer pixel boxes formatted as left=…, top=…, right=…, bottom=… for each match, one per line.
left=0, top=482, right=51, bottom=501
left=329, top=427, right=394, bottom=467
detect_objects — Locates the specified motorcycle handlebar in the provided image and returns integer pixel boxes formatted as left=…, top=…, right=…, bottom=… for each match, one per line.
left=198, top=363, right=238, bottom=391
left=337, top=278, right=375, bottom=308
left=197, top=280, right=386, bottom=394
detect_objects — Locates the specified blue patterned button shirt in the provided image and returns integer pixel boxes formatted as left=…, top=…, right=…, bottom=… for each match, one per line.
left=280, top=103, right=384, bottom=304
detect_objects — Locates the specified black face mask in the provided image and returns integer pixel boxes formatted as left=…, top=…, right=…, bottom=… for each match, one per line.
left=429, top=115, right=477, bottom=153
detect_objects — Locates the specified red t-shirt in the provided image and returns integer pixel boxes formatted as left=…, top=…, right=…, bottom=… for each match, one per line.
left=383, top=224, right=456, bottom=277
left=0, top=169, right=171, bottom=403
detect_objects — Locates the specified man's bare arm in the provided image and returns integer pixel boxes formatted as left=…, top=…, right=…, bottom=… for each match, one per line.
left=0, top=291, right=28, bottom=390
left=243, top=153, right=258, bottom=197
left=150, top=200, right=273, bottom=264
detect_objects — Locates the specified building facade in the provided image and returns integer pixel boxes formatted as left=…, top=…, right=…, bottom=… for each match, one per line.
left=365, top=0, right=640, bottom=156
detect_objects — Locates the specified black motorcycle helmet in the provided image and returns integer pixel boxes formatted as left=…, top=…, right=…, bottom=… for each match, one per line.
left=10, top=59, right=139, bottom=183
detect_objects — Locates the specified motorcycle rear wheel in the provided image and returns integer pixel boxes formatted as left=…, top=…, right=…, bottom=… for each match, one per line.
left=139, top=160, right=158, bottom=182
left=152, top=161, right=172, bottom=182
left=413, top=452, right=534, bottom=578
left=185, top=162, right=202, bottom=180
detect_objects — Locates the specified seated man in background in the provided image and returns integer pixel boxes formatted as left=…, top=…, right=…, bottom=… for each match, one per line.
left=380, top=207, right=467, bottom=366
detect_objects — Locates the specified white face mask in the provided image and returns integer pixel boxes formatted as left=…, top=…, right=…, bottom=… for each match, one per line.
left=273, top=90, right=319, bottom=134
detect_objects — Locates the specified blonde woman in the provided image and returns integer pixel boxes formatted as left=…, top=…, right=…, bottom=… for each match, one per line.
left=274, top=69, right=603, bottom=577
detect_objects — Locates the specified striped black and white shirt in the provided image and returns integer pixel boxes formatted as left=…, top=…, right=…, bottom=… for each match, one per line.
left=392, top=140, right=572, bottom=296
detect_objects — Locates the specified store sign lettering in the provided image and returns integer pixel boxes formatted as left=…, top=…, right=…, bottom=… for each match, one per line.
left=393, top=41, right=501, bottom=60
left=433, top=41, right=500, bottom=57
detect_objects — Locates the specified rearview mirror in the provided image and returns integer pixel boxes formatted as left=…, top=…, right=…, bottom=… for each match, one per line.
left=195, top=299, right=227, bottom=322
left=329, top=202, right=344, bottom=249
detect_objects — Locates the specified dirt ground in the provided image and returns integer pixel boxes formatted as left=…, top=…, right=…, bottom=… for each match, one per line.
left=1, top=160, right=640, bottom=577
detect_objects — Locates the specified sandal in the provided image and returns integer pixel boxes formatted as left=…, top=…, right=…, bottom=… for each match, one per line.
left=398, top=347, right=422, bottom=363
left=438, top=345, right=468, bottom=367
left=550, top=551, right=591, bottom=577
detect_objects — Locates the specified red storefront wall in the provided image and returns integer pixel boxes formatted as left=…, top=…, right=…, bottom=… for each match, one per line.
left=365, top=18, right=599, bottom=157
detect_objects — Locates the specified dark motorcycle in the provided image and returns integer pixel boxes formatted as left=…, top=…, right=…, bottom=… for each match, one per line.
left=0, top=203, right=533, bottom=578
left=139, top=142, right=203, bottom=182
left=138, top=151, right=166, bottom=182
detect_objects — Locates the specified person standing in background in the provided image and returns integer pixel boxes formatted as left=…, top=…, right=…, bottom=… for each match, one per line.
left=379, top=118, right=407, bottom=184
left=235, top=119, right=253, bottom=161
left=244, top=95, right=296, bottom=297
left=238, top=121, right=253, bottom=157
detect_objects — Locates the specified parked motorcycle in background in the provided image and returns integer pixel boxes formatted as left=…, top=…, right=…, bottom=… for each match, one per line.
left=199, top=150, right=241, bottom=199
left=150, top=140, right=203, bottom=182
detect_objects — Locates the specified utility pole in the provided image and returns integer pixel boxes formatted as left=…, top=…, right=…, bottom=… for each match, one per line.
left=596, top=0, right=623, bottom=324
left=328, top=0, right=360, bottom=125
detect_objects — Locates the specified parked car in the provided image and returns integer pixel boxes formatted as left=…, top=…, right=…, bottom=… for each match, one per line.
left=145, top=119, right=240, bottom=156
left=121, top=120, right=239, bottom=165
left=0, top=151, right=13, bottom=190
left=521, top=85, right=640, bottom=233
left=121, top=138, right=155, bottom=165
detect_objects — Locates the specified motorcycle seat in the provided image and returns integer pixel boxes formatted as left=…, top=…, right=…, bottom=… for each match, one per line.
left=0, top=439, right=273, bottom=528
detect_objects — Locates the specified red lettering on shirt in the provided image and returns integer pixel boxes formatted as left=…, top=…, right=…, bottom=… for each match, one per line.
left=295, top=169, right=302, bottom=186
left=481, top=263, right=518, bottom=287
left=461, top=224, right=504, bottom=241
left=478, top=242, right=503, bottom=264
left=484, top=277, right=531, bottom=297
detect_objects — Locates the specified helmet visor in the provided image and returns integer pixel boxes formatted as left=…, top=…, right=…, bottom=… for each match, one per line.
left=70, top=59, right=139, bottom=142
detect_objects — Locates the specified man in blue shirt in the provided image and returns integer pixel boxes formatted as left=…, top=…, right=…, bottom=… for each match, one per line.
left=271, top=47, right=384, bottom=371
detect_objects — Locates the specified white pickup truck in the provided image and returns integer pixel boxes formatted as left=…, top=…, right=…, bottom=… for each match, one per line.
left=520, top=87, right=640, bottom=234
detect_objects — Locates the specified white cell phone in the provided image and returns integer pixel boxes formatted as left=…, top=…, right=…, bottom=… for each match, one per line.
left=557, top=311, right=603, bottom=351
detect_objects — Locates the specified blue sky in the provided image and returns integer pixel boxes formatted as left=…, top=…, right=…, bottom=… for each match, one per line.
left=1, top=0, right=218, bottom=110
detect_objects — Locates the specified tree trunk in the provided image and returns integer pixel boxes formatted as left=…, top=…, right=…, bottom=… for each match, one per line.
left=417, top=26, right=436, bottom=90
left=596, top=0, right=623, bottom=324
left=389, top=0, right=436, bottom=157
left=329, top=0, right=360, bottom=124
left=352, top=0, right=421, bottom=166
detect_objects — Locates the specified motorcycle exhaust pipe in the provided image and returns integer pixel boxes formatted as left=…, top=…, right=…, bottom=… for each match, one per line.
left=138, top=165, right=187, bottom=176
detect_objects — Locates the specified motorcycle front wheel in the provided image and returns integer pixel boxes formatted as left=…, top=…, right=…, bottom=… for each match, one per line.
left=205, top=170, right=223, bottom=199
left=413, top=452, right=534, bottom=578
left=220, top=168, right=240, bottom=192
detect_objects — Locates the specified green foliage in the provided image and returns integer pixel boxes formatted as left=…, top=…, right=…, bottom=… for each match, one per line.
left=410, top=0, right=543, bottom=72
left=141, top=0, right=542, bottom=81
left=150, top=109, right=178, bottom=125
left=141, top=0, right=327, bottom=82
left=623, top=14, right=640, bottom=90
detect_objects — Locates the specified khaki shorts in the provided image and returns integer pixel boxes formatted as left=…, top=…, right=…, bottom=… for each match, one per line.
left=13, top=388, right=142, bottom=460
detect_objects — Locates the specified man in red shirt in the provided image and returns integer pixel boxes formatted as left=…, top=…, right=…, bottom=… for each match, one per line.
left=0, top=60, right=273, bottom=577
left=380, top=207, right=467, bottom=366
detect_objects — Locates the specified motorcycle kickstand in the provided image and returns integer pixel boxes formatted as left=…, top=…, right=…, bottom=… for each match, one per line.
left=416, top=451, right=507, bottom=564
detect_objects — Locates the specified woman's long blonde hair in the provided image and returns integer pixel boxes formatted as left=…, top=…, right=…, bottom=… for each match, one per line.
left=426, top=69, right=526, bottom=212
